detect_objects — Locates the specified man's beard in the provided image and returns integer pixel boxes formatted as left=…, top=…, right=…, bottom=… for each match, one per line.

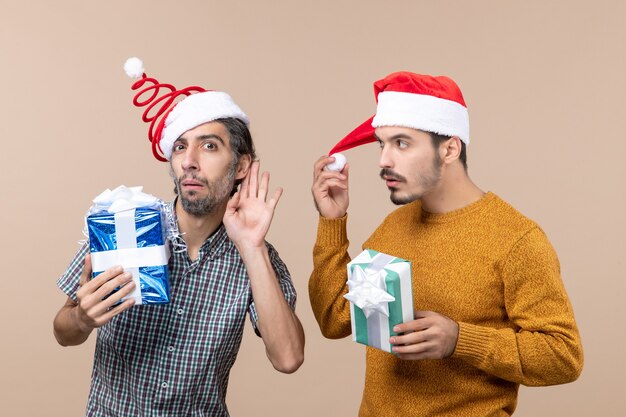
left=171, top=160, right=237, bottom=216
left=380, top=154, right=443, bottom=205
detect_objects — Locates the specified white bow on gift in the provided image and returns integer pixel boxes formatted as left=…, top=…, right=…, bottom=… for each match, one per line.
left=92, top=185, right=159, bottom=213
left=344, top=265, right=396, bottom=318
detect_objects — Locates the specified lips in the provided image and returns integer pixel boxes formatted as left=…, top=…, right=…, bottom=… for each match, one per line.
left=382, top=175, right=402, bottom=188
left=180, top=177, right=206, bottom=190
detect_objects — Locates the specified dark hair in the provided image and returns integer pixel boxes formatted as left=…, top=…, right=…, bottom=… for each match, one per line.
left=428, top=132, right=467, bottom=170
left=216, top=117, right=256, bottom=194
left=217, top=117, right=257, bottom=162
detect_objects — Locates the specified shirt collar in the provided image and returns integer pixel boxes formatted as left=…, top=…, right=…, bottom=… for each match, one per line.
left=166, top=200, right=233, bottom=260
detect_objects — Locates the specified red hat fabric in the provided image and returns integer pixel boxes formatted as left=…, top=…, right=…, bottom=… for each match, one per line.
left=124, top=57, right=249, bottom=162
left=328, top=72, right=469, bottom=155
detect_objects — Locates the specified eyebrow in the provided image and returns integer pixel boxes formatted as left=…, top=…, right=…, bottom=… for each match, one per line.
left=175, top=134, right=225, bottom=145
left=197, top=134, right=225, bottom=145
left=374, top=133, right=414, bottom=142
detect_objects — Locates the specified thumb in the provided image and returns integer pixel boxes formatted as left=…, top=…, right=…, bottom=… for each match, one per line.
left=225, top=191, right=241, bottom=216
left=79, top=253, right=92, bottom=286
left=342, top=162, right=350, bottom=178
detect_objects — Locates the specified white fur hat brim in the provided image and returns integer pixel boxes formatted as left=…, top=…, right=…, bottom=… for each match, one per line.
left=160, top=91, right=249, bottom=160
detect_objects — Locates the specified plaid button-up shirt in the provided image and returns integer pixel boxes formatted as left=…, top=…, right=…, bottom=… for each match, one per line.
left=57, top=203, right=297, bottom=417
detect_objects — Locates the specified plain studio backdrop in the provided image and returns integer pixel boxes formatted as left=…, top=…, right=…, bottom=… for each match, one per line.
left=1, top=1, right=624, bottom=416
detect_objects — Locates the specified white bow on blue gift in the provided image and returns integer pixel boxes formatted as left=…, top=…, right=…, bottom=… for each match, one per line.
left=91, top=185, right=160, bottom=214
left=344, top=263, right=396, bottom=319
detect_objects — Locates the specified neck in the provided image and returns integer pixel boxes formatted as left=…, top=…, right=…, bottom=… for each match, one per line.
left=175, top=199, right=227, bottom=253
left=420, top=164, right=485, bottom=214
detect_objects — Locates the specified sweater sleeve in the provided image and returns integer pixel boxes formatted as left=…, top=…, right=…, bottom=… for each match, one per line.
left=308, top=215, right=352, bottom=339
left=452, top=227, right=583, bottom=386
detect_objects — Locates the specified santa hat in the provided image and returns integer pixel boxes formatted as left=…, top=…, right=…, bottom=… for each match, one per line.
left=328, top=72, right=469, bottom=155
left=124, top=57, right=249, bottom=161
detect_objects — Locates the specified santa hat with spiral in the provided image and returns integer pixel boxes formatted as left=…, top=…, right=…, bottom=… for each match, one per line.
left=123, top=57, right=249, bottom=162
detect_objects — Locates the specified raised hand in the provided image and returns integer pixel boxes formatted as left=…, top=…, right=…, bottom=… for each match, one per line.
left=74, top=253, right=136, bottom=332
left=390, top=310, right=459, bottom=360
left=311, top=155, right=349, bottom=219
left=223, top=161, right=283, bottom=251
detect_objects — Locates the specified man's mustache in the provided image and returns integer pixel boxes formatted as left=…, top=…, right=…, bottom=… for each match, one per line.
left=380, top=168, right=406, bottom=182
left=178, top=174, right=209, bottom=186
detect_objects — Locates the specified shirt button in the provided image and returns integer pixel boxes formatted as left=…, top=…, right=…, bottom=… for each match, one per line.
left=161, top=382, right=169, bottom=389
left=177, top=308, right=183, bottom=315
left=168, top=346, right=174, bottom=352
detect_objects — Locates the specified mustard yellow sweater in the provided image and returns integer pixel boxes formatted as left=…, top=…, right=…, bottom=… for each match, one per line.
left=309, top=192, right=583, bottom=416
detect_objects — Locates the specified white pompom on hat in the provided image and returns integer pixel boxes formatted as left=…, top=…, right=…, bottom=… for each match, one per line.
left=124, top=57, right=248, bottom=161
left=324, top=153, right=347, bottom=172
left=124, top=57, right=145, bottom=79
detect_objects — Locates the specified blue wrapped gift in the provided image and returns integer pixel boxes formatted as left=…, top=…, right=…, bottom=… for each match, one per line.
left=86, top=186, right=170, bottom=305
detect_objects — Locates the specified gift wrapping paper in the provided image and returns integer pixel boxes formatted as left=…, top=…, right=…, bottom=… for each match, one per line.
left=87, top=201, right=170, bottom=305
left=345, top=249, right=413, bottom=352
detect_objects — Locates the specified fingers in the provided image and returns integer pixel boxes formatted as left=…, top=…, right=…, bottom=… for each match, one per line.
left=414, top=310, right=436, bottom=318
left=90, top=279, right=137, bottom=319
left=313, top=169, right=348, bottom=191
left=91, top=271, right=135, bottom=302
left=240, top=161, right=251, bottom=198
left=390, top=311, right=459, bottom=360
left=393, top=340, right=438, bottom=356
left=240, top=161, right=276, bottom=202
left=392, top=338, right=454, bottom=360
left=311, top=155, right=350, bottom=219
left=77, top=265, right=123, bottom=297
left=393, top=317, right=430, bottom=334
left=313, top=155, right=348, bottom=186
left=81, top=271, right=134, bottom=309
left=313, top=155, right=336, bottom=175
left=226, top=191, right=241, bottom=214
left=258, top=171, right=269, bottom=200
left=97, top=298, right=136, bottom=325
left=76, top=265, right=137, bottom=329
left=79, top=253, right=92, bottom=287
left=249, top=160, right=260, bottom=198
left=390, top=328, right=441, bottom=359
left=268, top=187, right=283, bottom=210
left=390, top=323, right=430, bottom=345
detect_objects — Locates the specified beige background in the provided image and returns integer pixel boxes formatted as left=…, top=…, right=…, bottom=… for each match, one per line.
left=1, top=1, right=624, bottom=415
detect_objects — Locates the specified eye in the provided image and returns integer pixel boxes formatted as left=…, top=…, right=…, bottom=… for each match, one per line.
left=377, top=139, right=384, bottom=149
left=397, top=140, right=408, bottom=149
left=172, top=143, right=186, bottom=152
left=203, top=142, right=217, bottom=150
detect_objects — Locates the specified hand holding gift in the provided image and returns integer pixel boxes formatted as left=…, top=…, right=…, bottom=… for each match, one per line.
left=390, top=310, right=459, bottom=360
left=74, top=254, right=136, bottom=332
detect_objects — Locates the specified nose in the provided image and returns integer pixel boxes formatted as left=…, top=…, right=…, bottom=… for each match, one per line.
left=181, top=147, right=199, bottom=172
left=378, top=143, right=393, bottom=169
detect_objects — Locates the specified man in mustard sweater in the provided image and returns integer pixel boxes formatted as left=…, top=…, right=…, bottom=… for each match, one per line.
left=309, top=72, right=583, bottom=416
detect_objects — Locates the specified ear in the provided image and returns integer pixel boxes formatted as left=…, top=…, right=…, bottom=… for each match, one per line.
left=441, top=136, right=462, bottom=165
left=234, top=154, right=252, bottom=180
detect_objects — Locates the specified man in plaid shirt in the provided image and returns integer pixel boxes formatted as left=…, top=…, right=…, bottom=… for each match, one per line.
left=53, top=65, right=305, bottom=416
